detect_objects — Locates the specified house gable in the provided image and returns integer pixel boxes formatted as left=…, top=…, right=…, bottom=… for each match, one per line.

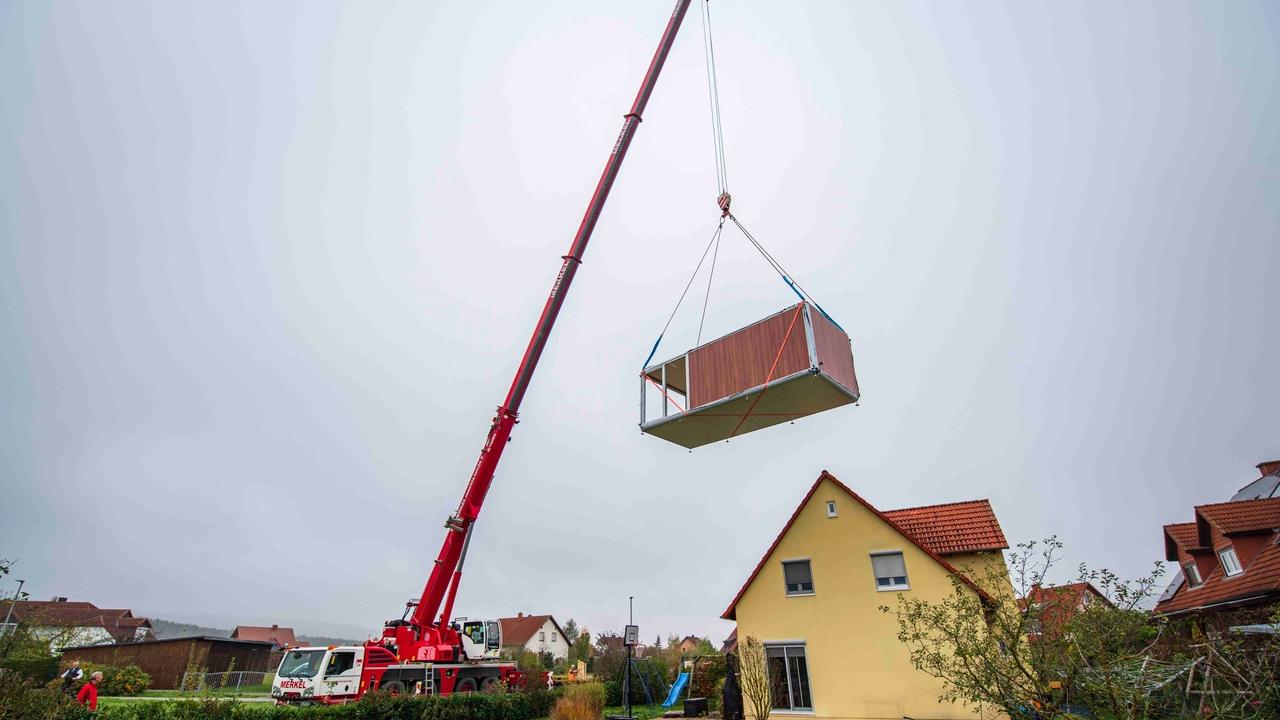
left=726, top=471, right=1004, bottom=720
left=722, top=471, right=994, bottom=620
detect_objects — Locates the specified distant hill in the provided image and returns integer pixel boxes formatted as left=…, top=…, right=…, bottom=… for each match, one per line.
left=149, top=618, right=229, bottom=639
left=147, top=618, right=358, bottom=646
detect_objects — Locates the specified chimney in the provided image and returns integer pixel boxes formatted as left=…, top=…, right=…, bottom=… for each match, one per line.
left=517, top=612, right=523, bottom=618
left=51, top=597, right=68, bottom=603
left=271, top=624, right=278, bottom=631
left=1258, top=460, right=1280, bottom=478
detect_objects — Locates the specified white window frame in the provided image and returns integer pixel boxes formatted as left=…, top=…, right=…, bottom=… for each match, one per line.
left=825, top=501, right=837, bottom=518
left=1218, top=547, right=1243, bottom=577
left=539, top=631, right=546, bottom=642
left=782, top=558, right=815, bottom=596
left=870, top=550, right=910, bottom=591
left=1184, top=561, right=1203, bottom=587
left=764, top=642, right=814, bottom=713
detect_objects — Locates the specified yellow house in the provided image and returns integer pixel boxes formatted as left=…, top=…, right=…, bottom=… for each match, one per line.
left=722, top=471, right=1009, bottom=720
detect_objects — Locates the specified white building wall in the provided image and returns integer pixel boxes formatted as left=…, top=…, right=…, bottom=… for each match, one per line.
left=521, top=618, right=568, bottom=660
left=33, top=625, right=115, bottom=653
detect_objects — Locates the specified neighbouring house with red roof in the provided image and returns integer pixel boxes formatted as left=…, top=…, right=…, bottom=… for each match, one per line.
left=676, top=635, right=703, bottom=654
left=721, top=470, right=1009, bottom=720
left=1021, top=582, right=1112, bottom=637
left=230, top=624, right=297, bottom=650
left=1155, top=460, right=1280, bottom=622
left=498, top=613, right=570, bottom=661
left=1, top=598, right=153, bottom=652
left=719, top=627, right=737, bottom=654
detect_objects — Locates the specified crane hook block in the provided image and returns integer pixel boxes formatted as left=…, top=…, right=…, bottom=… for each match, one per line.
left=717, top=192, right=732, bottom=217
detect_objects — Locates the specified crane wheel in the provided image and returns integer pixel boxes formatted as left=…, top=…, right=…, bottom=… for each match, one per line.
left=380, top=680, right=406, bottom=695
left=455, top=678, right=479, bottom=694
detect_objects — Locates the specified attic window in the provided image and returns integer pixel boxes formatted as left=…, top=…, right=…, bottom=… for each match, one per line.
left=1184, top=562, right=1203, bottom=587
left=1219, top=547, right=1243, bottom=577
left=826, top=501, right=837, bottom=518
left=871, top=551, right=909, bottom=591
left=783, top=559, right=815, bottom=595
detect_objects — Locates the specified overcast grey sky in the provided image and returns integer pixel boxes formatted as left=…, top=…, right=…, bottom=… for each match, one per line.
left=2, top=0, right=1277, bottom=643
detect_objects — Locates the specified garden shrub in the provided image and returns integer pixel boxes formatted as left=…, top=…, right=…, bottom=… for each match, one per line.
left=0, top=669, right=91, bottom=720
left=550, top=682, right=604, bottom=720
left=113, top=688, right=554, bottom=720
left=0, top=655, right=61, bottom=684
left=603, top=661, right=667, bottom=706
left=46, top=661, right=151, bottom=696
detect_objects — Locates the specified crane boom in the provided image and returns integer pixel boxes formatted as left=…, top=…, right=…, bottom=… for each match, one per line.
left=383, top=0, right=694, bottom=663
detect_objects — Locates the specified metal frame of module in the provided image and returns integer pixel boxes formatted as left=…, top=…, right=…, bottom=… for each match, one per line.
left=639, top=302, right=859, bottom=449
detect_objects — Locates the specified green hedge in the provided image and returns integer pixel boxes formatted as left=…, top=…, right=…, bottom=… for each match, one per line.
left=5, top=665, right=558, bottom=720
left=93, top=688, right=560, bottom=720
left=0, top=655, right=61, bottom=684
left=46, top=662, right=151, bottom=696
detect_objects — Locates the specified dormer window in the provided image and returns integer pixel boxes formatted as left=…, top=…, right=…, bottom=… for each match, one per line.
left=1184, top=562, right=1203, bottom=587
left=1218, top=547, right=1243, bottom=577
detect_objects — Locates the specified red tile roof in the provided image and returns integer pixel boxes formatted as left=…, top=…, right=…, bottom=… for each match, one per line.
left=721, top=471, right=1005, bottom=620
left=6, top=601, right=151, bottom=642
left=497, top=614, right=567, bottom=647
left=1026, top=582, right=1112, bottom=609
left=230, top=625, right=297, bottom=647
left=1156, top=496, right=1280, bottom=616
left=1196, top=497, right=1280, bottom=536
left=1163, top=522, right=1201, bottom=561
left=1155, top=541, right=1280, bottom=615
left=883, top=499, right=1009, bottom=555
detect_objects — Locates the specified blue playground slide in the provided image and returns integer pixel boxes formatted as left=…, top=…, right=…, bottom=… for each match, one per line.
left=662, top=672, right=690, bottom=708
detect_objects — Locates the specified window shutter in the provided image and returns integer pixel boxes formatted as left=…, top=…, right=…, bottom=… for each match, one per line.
left=783, top=560, right=813, bottom=593
left=872, top=553, right=906, bottom=579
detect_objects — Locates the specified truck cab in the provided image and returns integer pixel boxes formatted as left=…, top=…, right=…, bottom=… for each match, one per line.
left=454, top=618, right=501, bottom=661
left=272, top=646, right=365, bottom=703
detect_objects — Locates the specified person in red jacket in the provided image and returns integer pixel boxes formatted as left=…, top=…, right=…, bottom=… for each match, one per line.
left=76, top=671, right=102, bottom=711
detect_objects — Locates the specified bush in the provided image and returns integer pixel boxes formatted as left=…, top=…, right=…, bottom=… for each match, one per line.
left=1, top=684, right=561, bottom=720
left=0, top=655, right=60, bottom=684
left=46, top=661, right=151, bottom=696
left=603, top=661, right=668, bottom=706
left=0, top=669, right=91, bottom=720
left=551, top=683, right=605, bottom=720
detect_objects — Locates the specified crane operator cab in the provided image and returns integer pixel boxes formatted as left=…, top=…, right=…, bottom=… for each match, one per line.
left=453, top=618, right=501, bottom=661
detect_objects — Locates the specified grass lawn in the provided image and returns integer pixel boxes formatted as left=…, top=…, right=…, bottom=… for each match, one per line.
left=97, top=685, right=273, bottom=705
left=602, top=704, right=670, bottom=720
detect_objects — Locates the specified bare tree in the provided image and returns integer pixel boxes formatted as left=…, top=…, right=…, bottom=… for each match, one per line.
left=738, top=635, right=771, bottom=720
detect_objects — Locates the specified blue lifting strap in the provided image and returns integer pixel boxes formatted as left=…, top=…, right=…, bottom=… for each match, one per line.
left=783, top=276, right=846, bottom=334
left=642, top=333, right=664, bottom=371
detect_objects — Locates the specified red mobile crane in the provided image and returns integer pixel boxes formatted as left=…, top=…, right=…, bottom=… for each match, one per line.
left=272, top=0, right=694, bottom=703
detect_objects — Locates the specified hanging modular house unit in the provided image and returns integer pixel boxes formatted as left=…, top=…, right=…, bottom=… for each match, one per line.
left=640, top=302, right=859, bottom=449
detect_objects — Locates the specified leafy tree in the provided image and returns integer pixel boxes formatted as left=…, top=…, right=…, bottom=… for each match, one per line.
left=593, top=632, right=626, bottom=681
left=880, top=537, right=1173, bottom=719
left=518, top=650, right=546, bottom=674
left=571, top=628, right=593, bottom=665
left=562, top=618, right=580, bottom=645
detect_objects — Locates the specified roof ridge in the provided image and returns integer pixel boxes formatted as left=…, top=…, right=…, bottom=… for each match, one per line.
left=720, top=470, right=998, bottom=620
left=884, top=498, right=993, bottom=514
left=1195, top=496, right=1280, bottom=513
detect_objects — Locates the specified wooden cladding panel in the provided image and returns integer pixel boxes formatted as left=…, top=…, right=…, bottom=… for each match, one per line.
left=62, top=638, right=272, bottom=689
left=809, top=309, right=859, bottom=396
left=688, top=304, right=810, bottom=408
